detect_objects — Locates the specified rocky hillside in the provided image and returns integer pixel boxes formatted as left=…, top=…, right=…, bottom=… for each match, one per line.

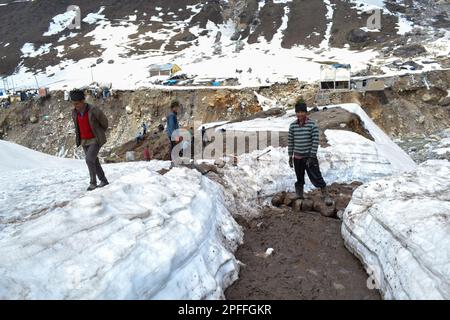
left=0, top=69, right=449, bottom=162
left=0, top=0, right=448, bottom=89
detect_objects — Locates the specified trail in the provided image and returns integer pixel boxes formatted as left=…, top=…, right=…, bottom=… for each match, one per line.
left=225, top=185, right=381, bottom=300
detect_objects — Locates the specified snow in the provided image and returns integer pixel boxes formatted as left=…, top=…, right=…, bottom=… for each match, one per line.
left=214, top=103, right=416, bottom=174
left=330, top=103, right=417, bottom=173
left=43, top=10, right=78, bottom=36
left=0, top=142, right=242, bottom=299
left=342, top=160, right=450, bottom=299
left=0, top=140, right=81, bottom=171
left=83, top=7, right=106, bottom=25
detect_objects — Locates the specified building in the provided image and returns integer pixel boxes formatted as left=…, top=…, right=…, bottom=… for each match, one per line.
left=351, top=77, right=385, bottom=91
left=149, top=63, right=182, bottom=77
left=319, top=64, right=351, bottom=90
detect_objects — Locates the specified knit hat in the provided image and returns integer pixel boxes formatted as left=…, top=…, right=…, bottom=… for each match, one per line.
left=295, top=101, right=307, bottom=113
left=70, top=89, right=85, bottom=102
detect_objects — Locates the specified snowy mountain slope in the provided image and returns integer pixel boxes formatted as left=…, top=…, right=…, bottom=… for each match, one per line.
left=0, top=142, right=242, bottom=299
left=0, top=0, right=448, bottom=89
left=342, top=159, right=450, bottom=299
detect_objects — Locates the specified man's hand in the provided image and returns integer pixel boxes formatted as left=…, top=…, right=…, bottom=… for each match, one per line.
left=289, top=156, right=293, bottom=168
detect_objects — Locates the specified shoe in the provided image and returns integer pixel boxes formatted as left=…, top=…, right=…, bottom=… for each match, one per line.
left=295, top=183, right=304, bottom=199
left=87, top=184, right=97, bottom=191
left=321, top=186, right=333, bottom=206
left=98, top=181, right=109, bottom=188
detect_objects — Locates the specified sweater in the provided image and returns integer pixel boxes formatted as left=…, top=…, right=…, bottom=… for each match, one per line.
left=288, top=118, right=319, bottom=157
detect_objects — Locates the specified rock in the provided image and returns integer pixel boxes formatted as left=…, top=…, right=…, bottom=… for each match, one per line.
left=438, top=96, right=450, bottom=106
left=271, top=192, right=286, bottom=207
left=401, top=61, right=423, bottom=70
left=96, top=58, right=104, bottom=64
left=58, top=113, right=64, bottom=120
left=393, top=44, right=427, bottom=58
left=347, top=29, right=369, bottom=43
left=181, top=33, right=197, bottom=42
left=417, top=116, right=425, bottom=125
left=230, top=31, right=240, bottom=41
left=421, top=93, right=434, bottom=103
left=337, top=210, right=344, bottom=220
left=214, top=159, right=225, bottom=168
left=301, top=199, right=314, bottom=212
left=292, top=199, right=303, bottom=212
left=283, top=193, right=298, bottom=206
left=30, top=116, right=38, bottom=124
left=333, top=282, right=345, bottom=290
left=193, top=163, right=218, bottom=175
left=125, top=105, right=133, bottom=114
left=108, top=59, right=114, bottom=64
left=214, top=31, right=222, bottom=43
left=314, top=201, right=336, bottom=218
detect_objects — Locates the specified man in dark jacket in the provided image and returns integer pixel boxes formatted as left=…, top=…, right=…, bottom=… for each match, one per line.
left=70, top=89, right=109, bottom=191
left=166, top=101, right=181, bottom=160
left=288, top=100, right=332, bottom=204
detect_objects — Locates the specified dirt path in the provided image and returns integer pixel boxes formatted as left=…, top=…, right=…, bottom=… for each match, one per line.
left=225, top=200, right=381, bottom=300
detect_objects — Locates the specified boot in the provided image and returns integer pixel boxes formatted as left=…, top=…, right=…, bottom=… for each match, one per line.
left=321, top=186, right=333, bottom=206
left=98, top=180, right=109, bottom=188
left=87, top=184, right=97, bottom=191
left=295, top=183, right=304, bottom=199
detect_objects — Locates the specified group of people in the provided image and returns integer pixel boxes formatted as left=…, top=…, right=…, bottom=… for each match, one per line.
left=69, top=89, right=332, bottom=204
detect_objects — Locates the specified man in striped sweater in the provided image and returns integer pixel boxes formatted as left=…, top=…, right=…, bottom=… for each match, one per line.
left=288, top=101, right=332, bottom=204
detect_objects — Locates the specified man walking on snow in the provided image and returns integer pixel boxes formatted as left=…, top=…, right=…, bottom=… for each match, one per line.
left=71, top=89, right=109, bottom=191
left=288, top=100, right=332, bottom=204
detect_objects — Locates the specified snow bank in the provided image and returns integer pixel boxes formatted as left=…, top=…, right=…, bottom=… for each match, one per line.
left=342, top=160, right=450, bottom=299
left=223, top=129, right=395, bottom=217
left=0, top=140, right=82, bottom=171
left=0, top=143, right=242, bottom=299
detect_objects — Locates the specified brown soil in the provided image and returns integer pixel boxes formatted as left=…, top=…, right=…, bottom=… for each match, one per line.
left=225, top=183, right=381, bottom=300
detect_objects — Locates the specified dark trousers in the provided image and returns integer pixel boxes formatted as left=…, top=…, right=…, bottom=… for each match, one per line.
left=83, top=144, right=107, bottom=185
left=294, top=157, right=327, bottom=188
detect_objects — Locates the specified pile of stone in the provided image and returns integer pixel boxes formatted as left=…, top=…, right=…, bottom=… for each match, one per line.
left=271, top=182, right=363, bottom=219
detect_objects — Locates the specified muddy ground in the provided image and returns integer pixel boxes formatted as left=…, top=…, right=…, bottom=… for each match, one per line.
left=226, top=184, right=381, bottom=300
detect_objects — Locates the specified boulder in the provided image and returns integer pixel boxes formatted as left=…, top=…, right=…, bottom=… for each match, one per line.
left=301, top=199, right=314, bottom=212
left=193, top=163, right=218, bottom=175
left=96, top=58, right=104, bottom=64
left=421, top=93, right=434, bottom=103
left=393, top=44, right=427, bottom=58
left=292, top=199, right=303, bottom=212
left=283, top=193, right=298, bottom=206
left=30, top=116, right=38, bottom=124
left=271, top=192, right=286, bottom=207
left=438, top=96, right=450, bottom=106
left=314, top=200, right=336, bottom=218
left=108, top=59, right=114, bottom=64
left=125, top=105, right=133, bottom=114
left=347, top=29, right=369, bottom=43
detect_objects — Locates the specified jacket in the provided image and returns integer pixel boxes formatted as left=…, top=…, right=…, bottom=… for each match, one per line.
left=72, top=104, right=109, bottom=147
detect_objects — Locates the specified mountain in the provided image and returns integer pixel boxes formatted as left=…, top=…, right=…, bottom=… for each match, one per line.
left=0, top=0, right=449, bottom=89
